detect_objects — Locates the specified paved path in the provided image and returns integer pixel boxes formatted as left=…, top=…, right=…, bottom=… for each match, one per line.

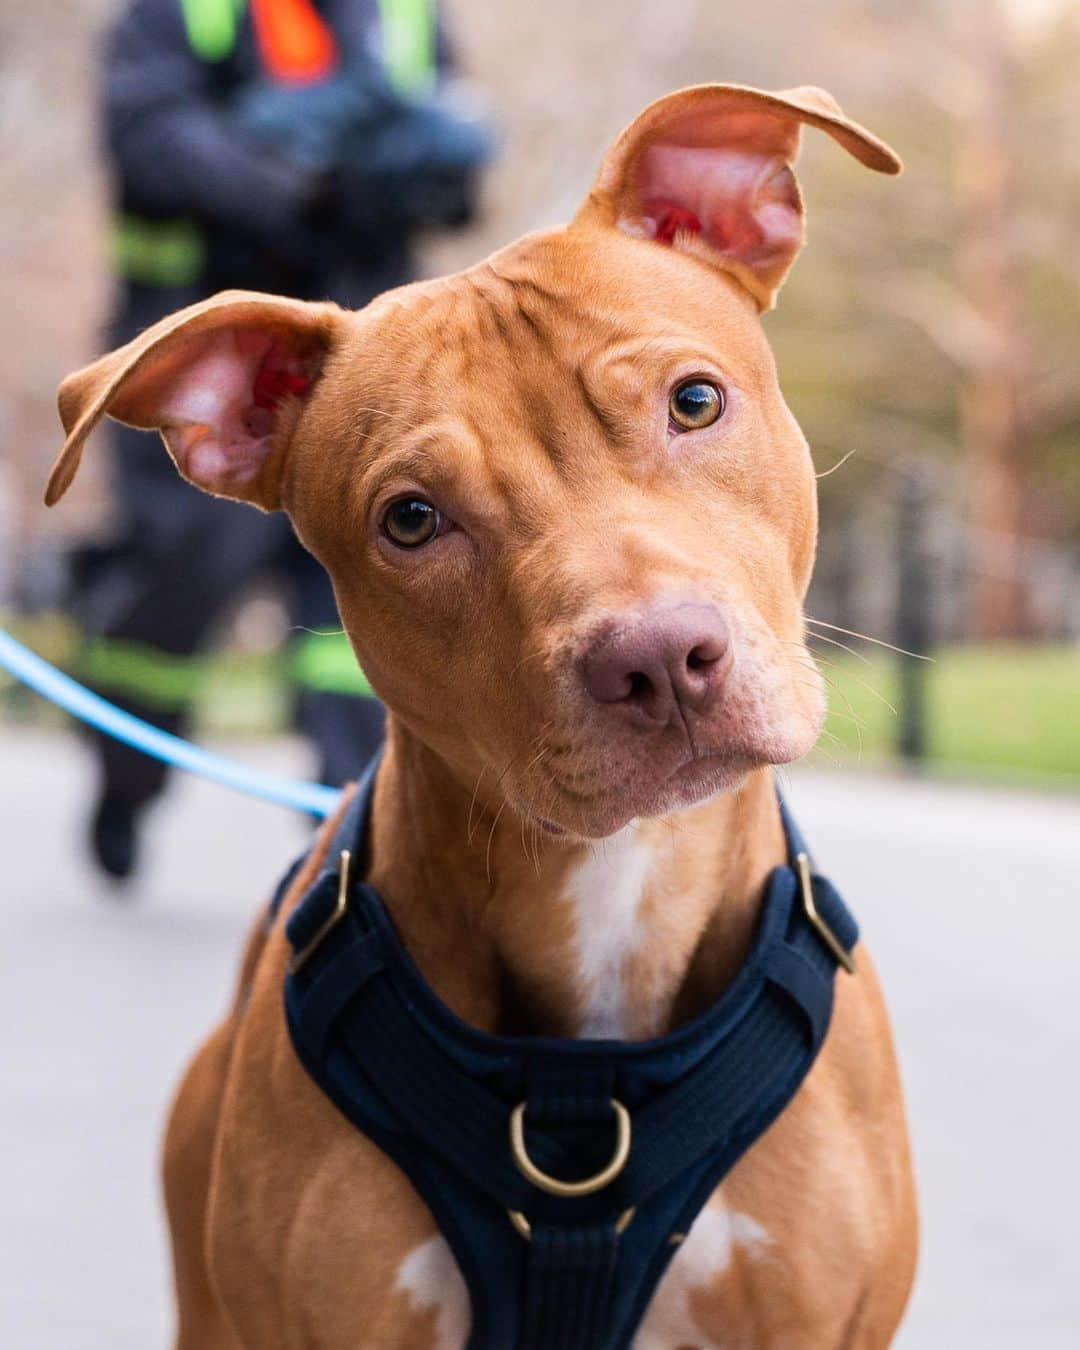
left=1, top=728, right=1078, bottom=1348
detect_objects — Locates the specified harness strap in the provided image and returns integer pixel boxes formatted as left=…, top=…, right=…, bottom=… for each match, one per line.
left=516, top=1060, right=624, bottom=1347
left=618, top=869, right=851, bottom=1203
left=332, top=951, right=530, bottom=1205
left=280, top=762, right=858, bottom=1348
left=290, top=898, right=605, bottom=1211
left=297, top=924, right=383, bottom=1058
left=521, top=1220, right=619, bottom=1350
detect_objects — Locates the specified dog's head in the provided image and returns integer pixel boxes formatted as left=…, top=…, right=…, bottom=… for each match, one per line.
left=48, top=84, right=898, bottom=838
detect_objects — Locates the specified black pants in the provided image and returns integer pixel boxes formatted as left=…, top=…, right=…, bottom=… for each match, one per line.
left=75, top=416, right=384, bottom=810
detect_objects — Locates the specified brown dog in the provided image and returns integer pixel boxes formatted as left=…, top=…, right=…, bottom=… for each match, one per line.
left=49, top=84, right=916, bottom=1348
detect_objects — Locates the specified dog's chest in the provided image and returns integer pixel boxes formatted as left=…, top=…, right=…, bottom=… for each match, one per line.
left=555, top=822, right=709, bottom=1040
left=387, top=1198, right=775, bottom=1349
left=560, top=824, right=655, bottom=1037
left=633, top=1202, right=772, bottom=1347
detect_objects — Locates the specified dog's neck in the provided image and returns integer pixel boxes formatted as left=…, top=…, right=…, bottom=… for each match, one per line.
left=365, top=718, right=787, bottom=1041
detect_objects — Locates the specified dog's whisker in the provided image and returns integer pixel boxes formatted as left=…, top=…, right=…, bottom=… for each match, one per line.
left=787, top=643, right=881, bottom=734
left=821, top=687, right=866, bottom=755
left=806, top=742, right=841, bottom=770
left=351, top=403, right=426, bottom=428
left=804, top=615, right=933, bottom=662
left=815, top=727, right=851, bottom=765
left=821, top=664, right=898, bottom=719
left=508, top=647, right=550, bottom=679
left=466, top=763, right=489, bottom=845
left=484, top=796, right=510, bottom=885
left=813, top=447, right=858, bottom=480
left=815, top=668, right=870, bottom=724
left=473, top=737, right=542, bottom=856
left=519, top=813, right=531, bottom=867
left=817, top=699, right=866, bottom=735
left=817, top=724, right=862, bottom=768
left=529, top=818, right=544, bottom=875
left=806, top=630, right=874, bottom=668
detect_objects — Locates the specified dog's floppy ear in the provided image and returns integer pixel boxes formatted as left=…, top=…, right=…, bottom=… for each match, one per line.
left=575, top=83, right=901, bottom=310
left=46, top=290, right=344, bottom=510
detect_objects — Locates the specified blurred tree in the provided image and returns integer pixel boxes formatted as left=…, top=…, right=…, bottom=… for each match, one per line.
left=755, top=0, right=1080, bottom=640
left=954, top=1, right=1031, bottom=638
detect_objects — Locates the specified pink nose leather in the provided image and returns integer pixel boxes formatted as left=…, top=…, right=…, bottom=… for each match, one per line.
left=582, top=604, right=731, bottom=726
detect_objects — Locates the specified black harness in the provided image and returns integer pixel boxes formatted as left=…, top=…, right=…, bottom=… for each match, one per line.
left=275, top=760, right=857, bottom=1348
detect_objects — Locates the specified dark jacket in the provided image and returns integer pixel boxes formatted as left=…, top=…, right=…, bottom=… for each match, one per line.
left=103, top=0, right=456, bottom=313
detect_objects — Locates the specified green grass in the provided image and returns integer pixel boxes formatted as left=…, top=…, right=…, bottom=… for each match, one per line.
left=818, top=644, right=1080, bottom=782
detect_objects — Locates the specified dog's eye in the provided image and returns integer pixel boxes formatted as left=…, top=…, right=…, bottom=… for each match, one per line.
left=382, top=496, right=441, bottom=548
left=669, top=380, right=724, bottom=431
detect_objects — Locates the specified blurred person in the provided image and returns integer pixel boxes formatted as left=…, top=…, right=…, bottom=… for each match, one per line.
left=73, top=0, right=491, bottom=880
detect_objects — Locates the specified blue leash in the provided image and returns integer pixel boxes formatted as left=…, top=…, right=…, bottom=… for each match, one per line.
left=0, top=628, right=342, bottom=819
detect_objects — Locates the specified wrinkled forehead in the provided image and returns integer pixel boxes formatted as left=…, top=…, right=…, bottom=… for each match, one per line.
left=340, top=228, right=772, bottom=451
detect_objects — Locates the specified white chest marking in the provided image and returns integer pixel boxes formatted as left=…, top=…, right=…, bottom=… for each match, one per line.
left=561, top=824, right=653, bottom=1038
left=395, top=1236, right=470, bottom=1349
left=634, top=1203, right=771, bottom=1349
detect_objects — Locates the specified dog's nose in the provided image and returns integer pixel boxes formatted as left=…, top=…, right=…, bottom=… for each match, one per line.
left=581, top=604, right=731, bottom=726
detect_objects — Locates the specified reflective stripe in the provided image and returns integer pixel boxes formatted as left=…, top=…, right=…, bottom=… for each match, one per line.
left=250, top=0, right=338, bottom=83
left=179, top=0, right=246, bottom=63
left=81, top=638, right=209, bottom=710
left=375, top=0, right=436, bottom=95
left=179, top=0, right=434, bottom=87
left=121, top=0, right=240, bottom=286
left=112, top=213, right=207, bottom=287
left=289, top=630, right=374, bottom=697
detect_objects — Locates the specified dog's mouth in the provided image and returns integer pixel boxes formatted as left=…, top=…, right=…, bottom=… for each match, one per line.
left=517, top=738, right=770, bottom=839
left=670, top=745, right=757, bottom=785
left=635, top=742, right=759, bottom=811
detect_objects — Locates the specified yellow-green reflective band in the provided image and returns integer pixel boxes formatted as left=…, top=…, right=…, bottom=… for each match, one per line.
left=81, top=638, right=209, bottom=710
left=180, top=0, right=245, bottom=63
left=376, top=0, right=436, bottom=95
left=290, top=631, right=374, bottom=698
left=112, top=214, right=207, bottom=287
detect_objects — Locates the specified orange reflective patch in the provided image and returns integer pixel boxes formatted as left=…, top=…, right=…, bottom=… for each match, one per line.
left=250, top=0, right=338, bottom=84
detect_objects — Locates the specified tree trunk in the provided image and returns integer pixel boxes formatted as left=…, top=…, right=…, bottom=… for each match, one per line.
left=955, top=0, right=1031, bottom=639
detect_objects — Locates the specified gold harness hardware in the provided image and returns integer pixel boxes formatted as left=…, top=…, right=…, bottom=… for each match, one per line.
left=510, top=1098, right=632, bottom=1199
left=795, top=853, right=856, bottom=975
left=507, top=1205, right=635, bottom=1242
left=287, top=850, right=352, bottom=974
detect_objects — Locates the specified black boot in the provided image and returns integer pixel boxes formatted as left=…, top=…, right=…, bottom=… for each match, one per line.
left=83, top=704, right=179, bottom=884
left=89, top=791, right=141, bottom=883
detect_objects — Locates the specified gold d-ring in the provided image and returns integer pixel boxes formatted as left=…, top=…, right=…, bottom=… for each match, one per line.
left=509, top=1099, right=631, bottom=1198
left=287, top=850, right=352, bottom=974
left=795, top=853, right=855, bottom=975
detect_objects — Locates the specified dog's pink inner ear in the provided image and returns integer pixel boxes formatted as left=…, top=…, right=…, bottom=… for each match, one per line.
left=582, top=86, right=899, bottom=310
left=632, top=141, right=803, bottom=278
left=124, top=327, right=320, bottom=499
